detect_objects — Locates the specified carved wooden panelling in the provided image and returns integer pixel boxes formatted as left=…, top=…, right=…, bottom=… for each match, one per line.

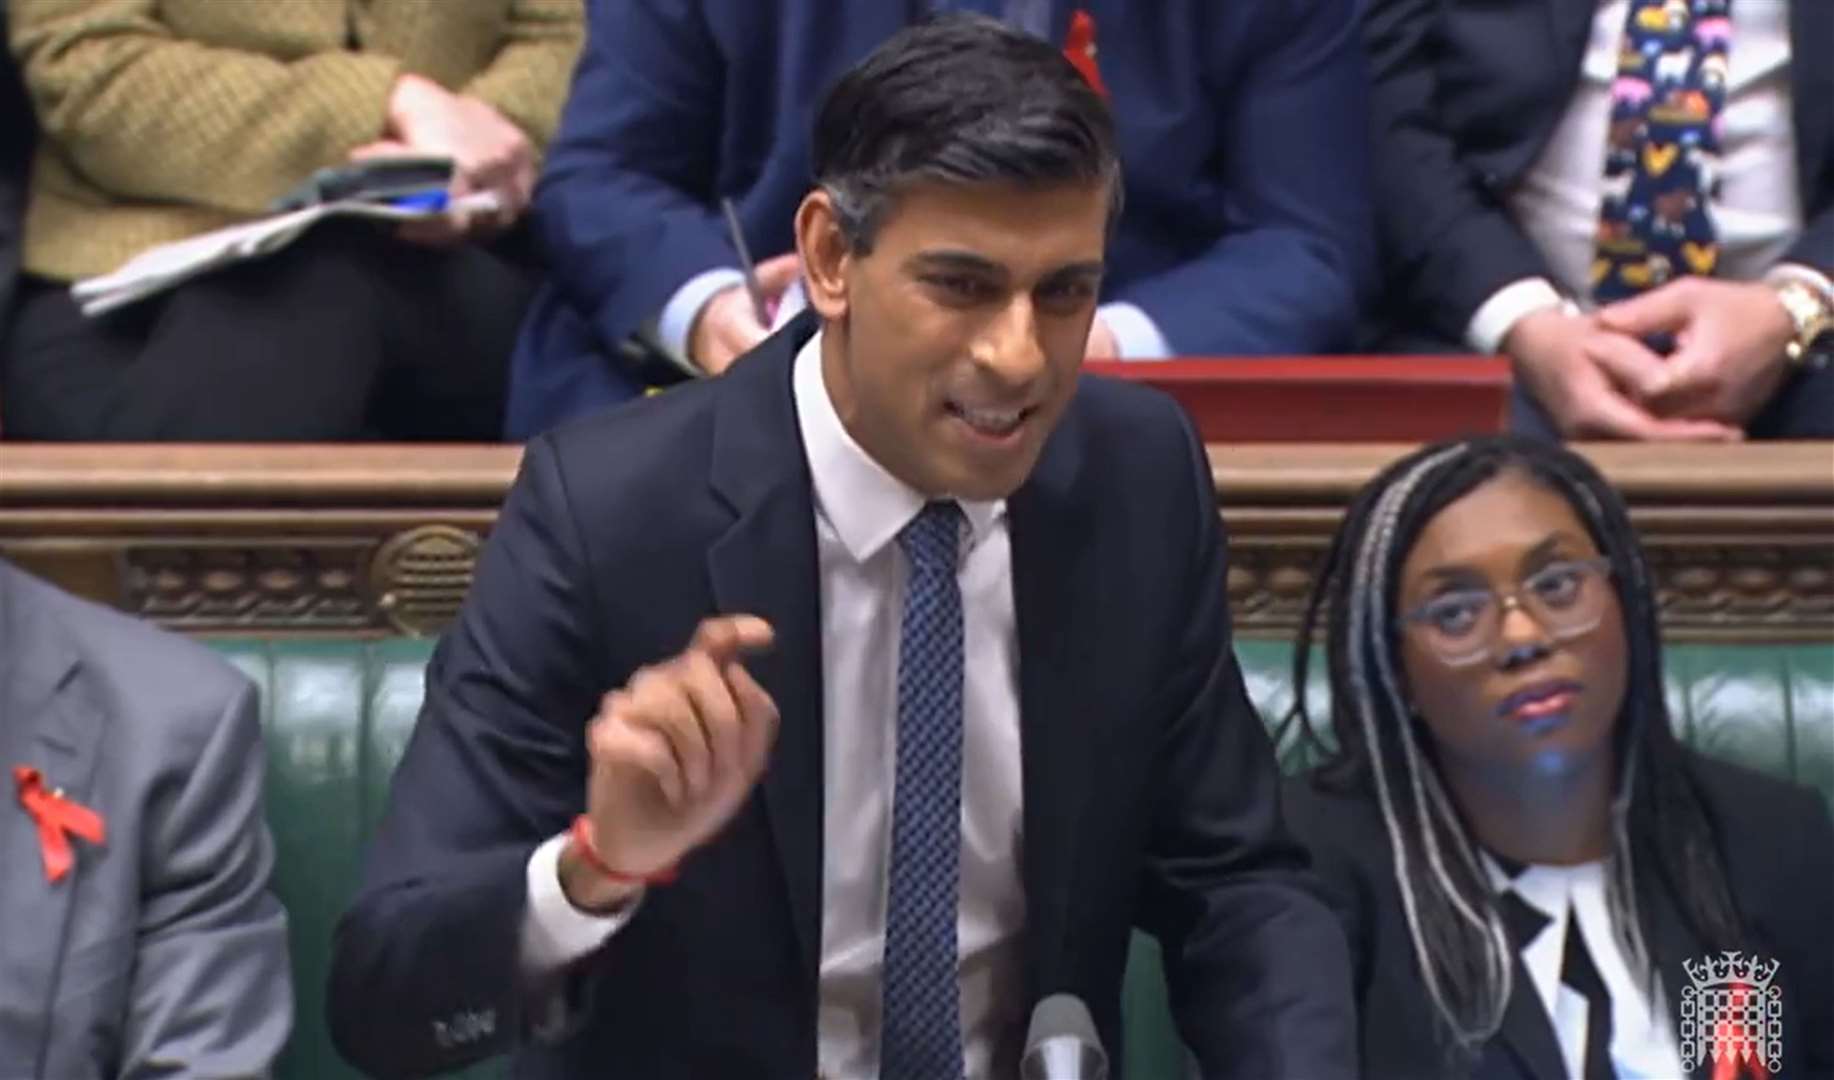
left=2, top=443, right=1828, bottom=642
left=124, top=542, right=373, bottom=631
left=1222, top=540, right=1834, bottom=641
left=371, top=525, right=485, bottom=637
left=1646, top=544, right=1834, bottom=637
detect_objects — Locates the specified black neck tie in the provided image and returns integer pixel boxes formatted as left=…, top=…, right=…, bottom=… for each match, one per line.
left=1494, top=861, right=1616, bottom=1080
left=1560, top=913, right=1616, bottom=1080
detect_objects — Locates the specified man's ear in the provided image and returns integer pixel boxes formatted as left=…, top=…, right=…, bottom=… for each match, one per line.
left=795, top=190, right=852, bottom=321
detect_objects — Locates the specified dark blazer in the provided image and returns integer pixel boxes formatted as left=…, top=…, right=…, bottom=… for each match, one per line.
left=1283, top=752, right=1834, bottom=1080
left=1366, top=0, right=1834, bottom=343
left=502, top=0, right=1374, bottom=437
left=0, top=559, right=292, bottom=1079
left=328, top=313, right=1357, bottom=1079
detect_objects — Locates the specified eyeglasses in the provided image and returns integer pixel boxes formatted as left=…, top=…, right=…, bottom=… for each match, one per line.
left=1397, top=556, right=1615, bottom=668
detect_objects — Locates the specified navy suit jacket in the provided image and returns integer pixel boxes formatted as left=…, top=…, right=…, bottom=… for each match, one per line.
left=329, top=313, right=1357, bottom=1079
left=503, top=0, right=1374, bottom=438
left=1366, top=0, right=1834, bottom=345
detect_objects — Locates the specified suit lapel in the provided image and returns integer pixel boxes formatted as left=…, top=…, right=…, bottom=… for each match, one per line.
left=1007, top=409, right=1098, bottom=1007
left=1493, top=864, right=1715, bottom=1080
left=705, top=319, right=826, bottom=992
left=1644, top=867, right=1712, bottom=1080
left=1493, top=950, right=1569, bottom=1080
left=0, top=565, right=106, bottom=1059
left=1546, top=0, right=1599, bottom=70
left=1789, top=0, right=1833, bottom=200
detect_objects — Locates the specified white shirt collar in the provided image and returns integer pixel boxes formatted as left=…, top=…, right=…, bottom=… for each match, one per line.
left=791, top=329, right=1003, bottom=564
left=1483, top=854, right=1606, bottom=927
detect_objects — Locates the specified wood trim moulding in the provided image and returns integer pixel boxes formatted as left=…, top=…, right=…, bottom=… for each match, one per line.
left=1, top=442, right=1828, bottom=641
left=1212, top=443, right=1834, bottom=641
left=0, top=445, right=519, bottom=638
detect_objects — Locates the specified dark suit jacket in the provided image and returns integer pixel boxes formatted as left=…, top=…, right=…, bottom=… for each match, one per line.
left=502, top=0, right=1374, bottom=437
left=1366, top=0, right=1834, bottom=344
left=0, top=559, right=291, bottom=1079
left=1283, top=752, right=1834, bottom=1080
left=329, top=313, right=1357, bottom=1079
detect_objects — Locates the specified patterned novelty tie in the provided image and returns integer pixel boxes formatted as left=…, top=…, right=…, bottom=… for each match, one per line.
left=1592, top=0, right=1732, bottom=303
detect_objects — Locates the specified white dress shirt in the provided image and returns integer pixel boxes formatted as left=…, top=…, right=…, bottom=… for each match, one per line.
left=1467, top=0, right=1830, bottom=352
left=519, top=330, right=1029, bottom=1079
left=1484, top=856, right=1687, bottom=1080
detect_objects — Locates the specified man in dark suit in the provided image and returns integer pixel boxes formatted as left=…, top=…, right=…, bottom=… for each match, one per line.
left=330, top=17, right=1356, bottom=1079
left=501, top=0, right=1374, bottom=438
left=0, top=557, right=293, bottom=1078
left=1366, top=0, right=1834, bottom=440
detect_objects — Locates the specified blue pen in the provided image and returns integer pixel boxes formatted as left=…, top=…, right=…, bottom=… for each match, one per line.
left=386, top=190, right=450, bottom=212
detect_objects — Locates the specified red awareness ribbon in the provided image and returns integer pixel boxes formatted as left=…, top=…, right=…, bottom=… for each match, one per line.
left=13, top=765, right=105, bottom=883
left=1063, top=10, right=1108, bottom=98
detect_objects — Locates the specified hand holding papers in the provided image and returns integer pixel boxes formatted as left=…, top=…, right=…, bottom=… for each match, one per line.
left=71, top=168, right=500, bottom=317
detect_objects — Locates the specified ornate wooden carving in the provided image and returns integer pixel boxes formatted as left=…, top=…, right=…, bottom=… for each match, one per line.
left=0, top=446, right=510, bottom=638
left=1208, top=443, right=1834, bottom=641
left=370, top=525, right=485, bottom=636
left=125, top=542, right=372, bottom=631
left=1, top=443, right=1828, bottom=641
left=1646, top=543, right=1834, bottom=635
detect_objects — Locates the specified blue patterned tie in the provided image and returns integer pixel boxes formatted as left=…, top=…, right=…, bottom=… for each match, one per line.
left=879, top=501, right=966, bottom=1080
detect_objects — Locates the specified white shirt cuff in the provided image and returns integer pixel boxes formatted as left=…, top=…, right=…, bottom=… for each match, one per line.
left=657, top=267, right=748, bottom=366
left=519, top=832, right=639, bottom=978
left=1096, top=301, right=1173, bottom=360
left=1465, top=277, right=1566, bottom=354
left=1765, top=262, right=1834, bottom=307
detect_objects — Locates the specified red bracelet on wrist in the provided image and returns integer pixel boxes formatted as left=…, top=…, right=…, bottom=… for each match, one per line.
left=568, top=815, right=678, bottom=886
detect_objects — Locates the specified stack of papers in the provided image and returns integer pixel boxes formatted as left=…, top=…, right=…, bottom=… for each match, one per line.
left=71, top=190, right=501, bottom=316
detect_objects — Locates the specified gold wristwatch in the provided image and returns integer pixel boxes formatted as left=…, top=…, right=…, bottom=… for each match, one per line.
left=1772, top=279, right=1834, bottom=368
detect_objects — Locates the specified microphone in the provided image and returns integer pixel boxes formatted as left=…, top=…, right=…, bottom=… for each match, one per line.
left=1020, top=994, right=1109, bottom=1080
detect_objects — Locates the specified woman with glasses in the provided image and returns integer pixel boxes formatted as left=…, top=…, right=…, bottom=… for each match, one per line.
left=1279, top=436, right=1832, bottom=1079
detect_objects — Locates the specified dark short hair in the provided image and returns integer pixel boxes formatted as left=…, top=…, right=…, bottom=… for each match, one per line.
left=810, top=13, right=1122, bottom=253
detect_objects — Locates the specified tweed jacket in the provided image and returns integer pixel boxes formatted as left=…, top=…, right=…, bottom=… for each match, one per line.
left=7, top=0, right=582, bottom=281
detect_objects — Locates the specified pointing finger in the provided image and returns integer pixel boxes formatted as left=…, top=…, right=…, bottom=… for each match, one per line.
left=690, top=615, right=776, bottom=663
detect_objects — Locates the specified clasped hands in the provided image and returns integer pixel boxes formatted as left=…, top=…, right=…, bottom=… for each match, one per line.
left=1506, top=278, right=1798, bottom=441
left=349, top=73, right=536, bottom=246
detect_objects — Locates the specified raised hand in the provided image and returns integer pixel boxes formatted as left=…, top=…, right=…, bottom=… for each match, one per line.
left=560, top=615, right=780, bottom=911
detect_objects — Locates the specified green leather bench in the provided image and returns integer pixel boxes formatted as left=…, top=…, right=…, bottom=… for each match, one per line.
left=216, top=637, right=1834, bottom=1080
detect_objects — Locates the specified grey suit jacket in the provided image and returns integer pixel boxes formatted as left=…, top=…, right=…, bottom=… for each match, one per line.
left=0, top=559, right=291, bottom=1079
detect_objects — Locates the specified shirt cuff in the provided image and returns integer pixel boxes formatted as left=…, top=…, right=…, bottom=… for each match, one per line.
left=1097, top=301, right=1173, bottom=361
left=1465, top=277, right=1566, bottom=354
left=1765, top=263, right=1834, bottom=307
left=657, top=268, right=748, bottom=366
left=519, top=832, right=640, bottom=978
